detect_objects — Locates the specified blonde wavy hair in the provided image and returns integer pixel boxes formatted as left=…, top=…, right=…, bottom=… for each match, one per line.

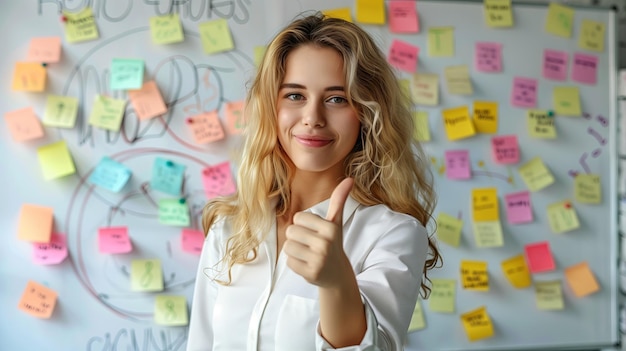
left=202, top=12, right=441, bottom=298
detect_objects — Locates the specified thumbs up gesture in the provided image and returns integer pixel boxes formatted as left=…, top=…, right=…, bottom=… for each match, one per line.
left=284, top=178, right=354, bottom=288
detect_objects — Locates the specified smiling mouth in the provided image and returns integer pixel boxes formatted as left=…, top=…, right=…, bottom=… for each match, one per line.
left=295, top=136, right=332, bottom=147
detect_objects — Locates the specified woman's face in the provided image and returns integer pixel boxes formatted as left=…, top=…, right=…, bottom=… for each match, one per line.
left=276, top=44, right=360, bottom=178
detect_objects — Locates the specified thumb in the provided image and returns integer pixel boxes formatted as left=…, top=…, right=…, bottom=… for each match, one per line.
left=326, top=177, right=354, bottom=225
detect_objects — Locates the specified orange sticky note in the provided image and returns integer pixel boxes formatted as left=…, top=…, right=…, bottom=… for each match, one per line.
left=12, top=62, right=47, bottom=92
left=186, top=111, right=225, bottom=144
left=128, top=80, right=168, bottom=120
left=18, top=281, right=58, bottom=319
left=4, top=107, right=45, bottom=142
left=26, top=37, right=62, bottom=63
left=224, top=100, right=246, bottom=135
left=564, top=262, right=600, bottom=297
left=18, top=204, right=54, bottom=243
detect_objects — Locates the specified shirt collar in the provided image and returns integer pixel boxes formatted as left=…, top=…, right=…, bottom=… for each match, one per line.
left=304, top=195, right=360, bottom=225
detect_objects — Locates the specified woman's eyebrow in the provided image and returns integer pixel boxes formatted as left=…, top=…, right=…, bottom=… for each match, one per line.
left=279, top=83, right=345, bottom=92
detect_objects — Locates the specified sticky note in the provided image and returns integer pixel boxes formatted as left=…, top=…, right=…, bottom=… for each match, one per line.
left=128, top=81, right=168, bottom=120
left=98, top=226, right=133, bottom=254
left=511, top=77, right=538, bottom=108
left=564, top=262, right=600, bottom=297
left=518, top=157, right=554, bottom=192
left=186, top=111, right=226, bottom=144
left=150, top=14, right=184, bottom=44
left=475, top=42, right=502, bottom=73
left=444, top=65, right=473, bottom=95
left=572, top=53, right=598, bottom=85
left=33, top=233, right=68, bottom=265
left=484, top=0, right=513, bottom=27
left=501, top=254, right=532, bottom=288
left=399, top=79, right=410, bottom=98
left=154, top=295, right=188, bottom=326
left=547, top=200, right=580, bottom=233
left=63, top=8, right=99, bottom=43
left=151, top=158, right=185, bottom=195
left=460, top=306, right=494, bottom=341
left=429, top=279, right=456, bottom=313
left=472, top=188, right=498, bottom=221
left=355, top=0, right=385, bottom=24
left=553, top=86, right=582, bottom=116
left=491, top=135, right=519, bottom=164
left=202, top=161, right=237, bottom=199
left=408, top=299, right=426, bottom=331
left=253, top=46, right=267, bottom=67
left=88, top=95, right=126, bottom=131
left=18, top=281, right=58, bottom=319
left=43, top=95, right=79, bottom=128
left=436, top=212, right=463, bottom=247
left=26, top=37, right=62, bottom=63
left=4, top=107, right=45, bottom=142
left=225, top=100, right=246, bottom=135
left=575, top=174, right=601, bottom=204
left=88, top=157, right=132, bottom=193
left=181, top=229, right=205, bottom=255
left=110, top=58, right=144, bottom=91
left=445, top=150, right=471, bottom=180
left=18, top=204, right=53, bottom=243
left=524, top=241, right=556, bottom=273
left=578, top=19, right=605, bottom=52
left=12, top=62, right=47, bottom=92
left=472, top=221, right=504, bottom=248
left=131, top=259, right=164, bottom=292
left=535, top=280, right=564, bottom=310
left=428, top=27, right=454, bottom=57
left=322, top=8, right=352, bottom=22
left=159, top=199, right=190, bottom=227
left=389, top=1, right=419, bottom=33
left=542, top=49, right=568, bottom=81
left=460, top=260, right=489, bottom=291
left=37, top=141, right=76, bottom=180
left=504, top=191, right=533, bottom=224
left=410, top=73, right=439, bottom=106
left=527, top=109, right=557, bottom=139
left=473, top=101, right=498, bottom=134
left=545, top=3, right=574, bottom=38
left=388, top=39, right=419, bottom=73
left=412, top=111, right=430, bottom=142
left=442, top=106, right=476, bottom=140
left=198, top=19, right=234, bottom=54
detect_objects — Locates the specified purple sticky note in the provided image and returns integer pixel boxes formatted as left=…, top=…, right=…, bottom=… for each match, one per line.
left=475, top=42, right=502, bottom=73
left=505, top=191, right=533, bottom=224
left=524, top=241, right=556, bottom=273
left=572, top=52, right=598, bottom=85
left=98, top=226, right=133, bottom=254
left=511, top=77, right=538, bottom=108
left=33, top=233, right=68, bottom=265
left=491, top=135, right=519, bottom=164
left=181, top=229, right=205, bottom=255
left=542, top=49, right=568, bottom=81
left=445, top=150, right=471, bottom=180
left=388, top=39, right=419, bottom=73
left=202, top=161, right=236, bottom=200
left=389, top=1, right=419, bottom=33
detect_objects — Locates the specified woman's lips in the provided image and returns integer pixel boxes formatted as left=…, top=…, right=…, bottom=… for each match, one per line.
left=294, top=135, right=333, bottom=147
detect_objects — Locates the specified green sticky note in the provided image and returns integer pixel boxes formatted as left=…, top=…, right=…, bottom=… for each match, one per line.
left=88, top=95, right=126, bottom=131
left=436, top=213, right=462, bottom=247
left=518, top=157, right=555, bottom=192
left=37, top=141, right=76, bottom=180
left=110, top=58, right=144, bottom=90
left=413, top=111, right=431, bottom=142
left=198, top=19, right=234, bottom=55
left=429, top=279, right=456, bottom=313
left=547, top=200, right=580, bottom=233
left=553, top=86, right=582, bottom=116
left=131, top=259, right=164, bottom=292
left=408, top=299, right=426, bottom=331
left=254, top=46, right=267, bottom=67
left=545, top=3, right=574, bottom=38
left=63, top=8, right=99, bottom=43
left=43, top=95, right=79, bottom=128
left=159, top=199, right=190, bottom=227
left=150, top=14, right=184, bottom=44
left=574, top=174, right=601, bottom=204
left=154, top=295, right=188, bottom=326
left=428, top=27, right=454, bottom=57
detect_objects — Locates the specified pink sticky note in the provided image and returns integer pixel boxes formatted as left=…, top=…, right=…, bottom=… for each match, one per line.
left=445, top=150, right=471, bottom=180
left=26, top=37, right=62, bottom=63
left=505, top=191, right=533, bottom=224
left=33, top=233, right=68, bottom=265
left=572, top=52, right=598, bottom=85
left=524, top=241, right=555, bottom=273
left=128, top=80, right=168, bottom=120
left=187, top=111, right=226, bottom=144
left=388, top=1, right=419, bottom=33
left=511, top=77, right=538, bottom=108
left=4, top=107, right=45, bottom=142
left=181, top=229, right=205, bottom=255
left=491, top=135, right=519, bottom=164
left=388, top=39, right=419, bottom=73
left=475, top=42, right=502, bottom=73
left=202, top=161, right=236, bottom=199
left=98, top=226, right=133, bottom=254
left=542, top=49, right=568, bottom=81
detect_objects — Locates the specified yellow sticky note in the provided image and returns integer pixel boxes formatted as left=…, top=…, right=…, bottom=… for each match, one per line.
left=444, top=65, right=473, bottom=95
left=535, top=280, right=564, bottom=310
left=63, top=8, right=99, bottom=43
left=460, top=306, right=494, bottom=342
left=408, top=299, right=426, bottom=332
left=411, top=73, right=439, bottom=106
left=553, top=86, right=582, bottom=116
left=4, top=107, right=45, bottom=142
left=413, top=111, right=431, bottom=142
left=253, top=46, right=267, bottom=67
left=527, top=109, right=556, bottom=139
left=18, top=281, right=58, bottom=319
left=547, top=200, right=580, bottom=233
left=518, top=157, right=554, bottom=192
left=579, top=19, right=605, bottom=52
left=484, top=0, right=513, bottom=27
left=501, top=254, right=532, bottom=288
left=88, top=95, right=126, bottom=131
left=473, top=101, right=498, bottom=134
left=472, top=220, right=503, bottom=248
left=150, top=14, right=184, bottom=44
left=37, top=141, right=76, bottom=180
left=43, top=95, right=79, bottom=128
left=198, top=19, right=234, bottom=54
left=442, top=106, right=476, bottom=141
left=429, top=279, right=456, bottom=313
left=575, top=174, right=601, bottom=204
left=323, top=7, right=353, bottom=22
left=460, top=260, right=489, bottom=291
left=545, top=3, right=574, bottom=38
left=564, top=262, right=600, bottom=297
left=472, top=188, right=499, bottom=221
left=131, top=259, right=164, bottom=292
left=17, top=204, right=54, bottom=243
left=436, top=213, right=463, bottom=247
left=154, top=295, right=188, bottom=326
left=12, top=62, right=47, bottom=92
left=355, top=0, right=385, bottom=24
left=128, top=81, right=168, bottom=121
left=428, top=27, right=454, bottom=57
left=399, top=79, right=411, bottom=99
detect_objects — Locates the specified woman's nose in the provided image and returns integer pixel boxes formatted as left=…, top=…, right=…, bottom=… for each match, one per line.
left=302, top=101, right=325, bottom=127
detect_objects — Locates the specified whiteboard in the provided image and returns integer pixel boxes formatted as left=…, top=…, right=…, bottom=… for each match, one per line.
left=0, top=1, right=619, bottom=351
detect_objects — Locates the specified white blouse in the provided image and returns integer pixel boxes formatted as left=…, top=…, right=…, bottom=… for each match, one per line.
left=187, top=196, right=428, bottom=351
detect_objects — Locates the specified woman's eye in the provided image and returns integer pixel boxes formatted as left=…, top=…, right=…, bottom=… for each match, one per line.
left=327, top=96, right=347, bottom=104
left=286, top=93, right=304, bottom=101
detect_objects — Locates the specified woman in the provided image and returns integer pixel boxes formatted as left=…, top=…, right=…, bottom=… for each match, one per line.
left=187, top=12, right=441, bottom=351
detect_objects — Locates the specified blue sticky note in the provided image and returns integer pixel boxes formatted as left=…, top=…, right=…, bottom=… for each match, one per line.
left=110, top=58, right=144, bottom=90
left=151, top=158, right=185, bottom=195
left=88, top=157, right=132, bottom=192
